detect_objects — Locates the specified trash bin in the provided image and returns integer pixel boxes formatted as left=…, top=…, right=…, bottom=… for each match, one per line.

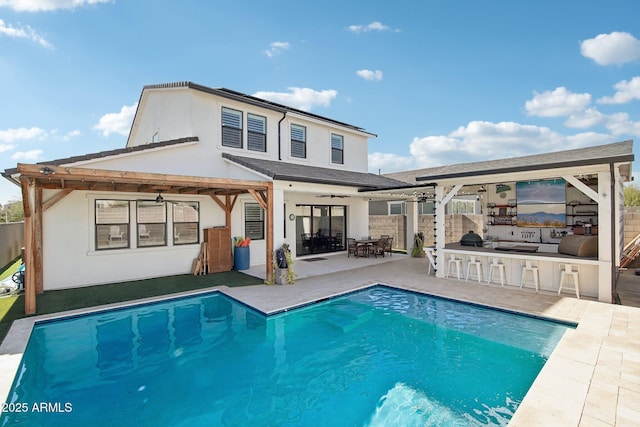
left=234, top=246, right=250, bottom=270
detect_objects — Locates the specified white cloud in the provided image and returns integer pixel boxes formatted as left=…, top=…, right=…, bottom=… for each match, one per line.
left=347, top=21, right=398, bottom=34
left=580, top=31, right=640, bottom=66
left=525, top=87, right=591, bottom=117
left=11, top=149, right=42, bottom=162
left=265, top=41, right=289, bottom=57
left=356, top=69, right=383, bottom=81
left=93, top=103, right=137, bottom=137
left=0, top=126, right=46, bottom=142
left=605, top=112, right=640, bottom=137
left=253, top=87, right=337, bottom=111
left=0, top=0, right=111, bottom=12
left=61, top=129, right=82, bottom=141
left=0, top=144, right=15, bottom=152
left=564, top=107, right=607, bottom=129
left=598, top=76, right=640, bottom=104
left=0, top=18, right=52, bottom=48
left=368, top=152, right=416, bottom=173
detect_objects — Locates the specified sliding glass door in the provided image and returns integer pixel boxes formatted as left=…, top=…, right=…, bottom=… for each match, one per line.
left=295, top=204, right=346, bottom=255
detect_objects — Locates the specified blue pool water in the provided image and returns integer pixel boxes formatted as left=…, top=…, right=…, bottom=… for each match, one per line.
left=1, top=286, right=573, bottom=426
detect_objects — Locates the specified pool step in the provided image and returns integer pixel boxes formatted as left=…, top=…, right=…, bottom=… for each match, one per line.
left=320, top=304, right=373, bottom=333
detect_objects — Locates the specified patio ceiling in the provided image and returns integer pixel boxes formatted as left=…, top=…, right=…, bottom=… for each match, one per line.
left=14, top=163, right=274, bottom=315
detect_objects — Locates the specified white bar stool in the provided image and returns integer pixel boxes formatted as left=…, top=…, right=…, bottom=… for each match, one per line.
left=466, top=255, right=483, bottom=283
left=445, top=254, right=462, bottom=280
left=487, top=258, right=506, bottom=286
left=558, top=264, right=580, bottom=299
left=520, top=260, right=539, bottom=292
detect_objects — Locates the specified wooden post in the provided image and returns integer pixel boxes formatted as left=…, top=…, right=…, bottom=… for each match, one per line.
left=266, top=183, right=274, bottom=283
left=20, top=177, right=36, bottom=315
left=35, top=186, right=44, bottom=294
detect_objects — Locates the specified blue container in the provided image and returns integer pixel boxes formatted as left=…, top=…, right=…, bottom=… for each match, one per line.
left=234, top=246, right=250, bottom=270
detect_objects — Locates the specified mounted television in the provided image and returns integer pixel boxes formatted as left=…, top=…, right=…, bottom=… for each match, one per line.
left=516, top=179, right=566, bottom=228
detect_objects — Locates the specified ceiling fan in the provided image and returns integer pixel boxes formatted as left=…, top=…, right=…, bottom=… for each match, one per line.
left=316, top=194, right=350, bottom=198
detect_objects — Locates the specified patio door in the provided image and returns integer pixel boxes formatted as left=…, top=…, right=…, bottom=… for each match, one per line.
left=295, top=204, right=346, bottom=255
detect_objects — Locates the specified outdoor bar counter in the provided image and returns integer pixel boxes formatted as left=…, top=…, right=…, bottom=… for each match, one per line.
left=440, top=241, right=603, bottom=298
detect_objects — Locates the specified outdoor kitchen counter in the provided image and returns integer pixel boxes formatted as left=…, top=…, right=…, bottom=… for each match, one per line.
left=440, top=243, right=603, bottom=298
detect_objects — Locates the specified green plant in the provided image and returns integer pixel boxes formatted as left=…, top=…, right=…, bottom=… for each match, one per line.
left=266, top=243, right=296, bottom=285
left=411, top=232, right=425, bottom=257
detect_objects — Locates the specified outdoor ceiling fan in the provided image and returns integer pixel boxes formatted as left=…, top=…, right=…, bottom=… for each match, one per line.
left=316, top=194, right=350, bottom=198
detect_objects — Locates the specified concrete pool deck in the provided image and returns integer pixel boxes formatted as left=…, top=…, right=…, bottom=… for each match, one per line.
left=1, top=254, right=639, bottom=425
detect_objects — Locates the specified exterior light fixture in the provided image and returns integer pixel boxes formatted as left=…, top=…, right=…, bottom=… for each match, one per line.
left=39, top=166, right=55, bottom=176
left=155, top=192, right=164, bottom=203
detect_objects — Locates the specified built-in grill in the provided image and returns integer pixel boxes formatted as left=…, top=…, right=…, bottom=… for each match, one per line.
left=558, top=235, right=598, bottom=257
left=460, top=231, right=484, bottom=247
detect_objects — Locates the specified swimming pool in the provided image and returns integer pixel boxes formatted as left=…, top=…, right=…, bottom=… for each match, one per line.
left=1, top=285, right=573, bottom=426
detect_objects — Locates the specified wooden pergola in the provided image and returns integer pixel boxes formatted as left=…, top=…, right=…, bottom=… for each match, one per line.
left=16, top=163, right=274, bottom=315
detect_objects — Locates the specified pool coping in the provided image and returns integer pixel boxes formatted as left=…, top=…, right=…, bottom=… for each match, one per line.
left=1, top=268, right=639, bottom=426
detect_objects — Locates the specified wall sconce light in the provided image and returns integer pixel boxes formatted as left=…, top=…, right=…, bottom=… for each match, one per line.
left=155, top=191, right=164, bottom=203
left=39, top=166, right=55, bottom=176
left=289, top=213, right=295, bottom=221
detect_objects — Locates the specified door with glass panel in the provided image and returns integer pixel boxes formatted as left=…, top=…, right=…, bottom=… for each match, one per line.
left=295, top=204, right=346, bottom=255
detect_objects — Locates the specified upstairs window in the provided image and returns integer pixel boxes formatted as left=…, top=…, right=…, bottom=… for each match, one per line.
left=331, top=133, right=344, bottom=164
left=291, top=124, right=306, bottom=158
left=221, top=107, right=243, bottom=148
left=244, top=203, right=265, bottom=240
left=247, top=113, right=267, bottom=152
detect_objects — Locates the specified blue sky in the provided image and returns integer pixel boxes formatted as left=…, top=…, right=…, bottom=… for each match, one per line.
left=1, top=0, right=640, bottom=205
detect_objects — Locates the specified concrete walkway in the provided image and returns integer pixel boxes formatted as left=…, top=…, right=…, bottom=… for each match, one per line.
left=2, top=253, right=639, bottom=426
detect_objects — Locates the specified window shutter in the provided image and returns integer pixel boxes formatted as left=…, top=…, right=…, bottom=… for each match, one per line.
left=247, top=114, right=266, bottom=152
left=331, top=133, right=343, bottom=164
left=221, top=107, right=242, bottom=148
left=291, top=124, right=306, bottom=158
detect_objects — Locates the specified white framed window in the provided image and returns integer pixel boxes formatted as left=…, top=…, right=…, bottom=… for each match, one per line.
left=173, top=202, right=199, bottom=245
left=388, top=201, right=404, bottom=215
left=331, top=133, right=343, bottom=164
left=244, top=202, right=264, bottom=240
left=291, top=124, right=306, bottom=158
left=137, top=201, right=167, bottom=247
left=247, top=113, right=266, bottom=152
left=451, top=199, right=476, bottom=214
left=221, top=107, right=243, bottom=148
left=95, top=200, right=130, bottom=250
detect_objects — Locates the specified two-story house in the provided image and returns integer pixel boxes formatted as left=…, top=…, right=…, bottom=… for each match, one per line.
left=3, top=82, right=404, bottom=313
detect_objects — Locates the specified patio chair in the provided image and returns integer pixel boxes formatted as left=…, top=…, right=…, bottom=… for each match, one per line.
left=109, top=225, right=124, bottom=241
left=139, top=224, right=151, bottom=240
left=347, top=238, right=366, bottom=257
left=384, top=236, right=394, bottom=256
left=369, top=238, right=386, bottom=258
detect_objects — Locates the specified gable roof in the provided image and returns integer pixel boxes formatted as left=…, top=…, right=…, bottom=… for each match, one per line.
left=136, top=82, right=376, bottom=137
left=222, top=153, right=406, bottom=190
left=385, top=140, right=634, bottom=184
left=2, top=137, right=198, bottom=178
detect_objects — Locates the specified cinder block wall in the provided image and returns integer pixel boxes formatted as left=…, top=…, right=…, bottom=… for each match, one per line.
left=624, top=206, right=640, bottom=245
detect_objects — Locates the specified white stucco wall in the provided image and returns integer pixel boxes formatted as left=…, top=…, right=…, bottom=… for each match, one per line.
left=42, top=189, right=227, bottom=290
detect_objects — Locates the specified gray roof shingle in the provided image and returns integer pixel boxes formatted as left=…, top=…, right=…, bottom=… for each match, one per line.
left=385, top=140, right=634, bottom=184
left=2, top=137, right=198, bottom=177
left=222, top=153, right=406, bottom=190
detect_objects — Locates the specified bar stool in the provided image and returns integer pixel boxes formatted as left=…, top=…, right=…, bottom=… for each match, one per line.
left=487, top=258, right=506, bottom=287
left=520, top=260, right=539, bottom=292
left=466, top=256, right=483, bottom=283
left=558, top=264, right=580, bottom=299
left=445, top=254, right=462, bottom=280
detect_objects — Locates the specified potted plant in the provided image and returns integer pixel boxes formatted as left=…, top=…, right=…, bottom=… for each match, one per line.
left=411, top=232, right=425, bottom=257
left=269, top=243, right=296, bottom=285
